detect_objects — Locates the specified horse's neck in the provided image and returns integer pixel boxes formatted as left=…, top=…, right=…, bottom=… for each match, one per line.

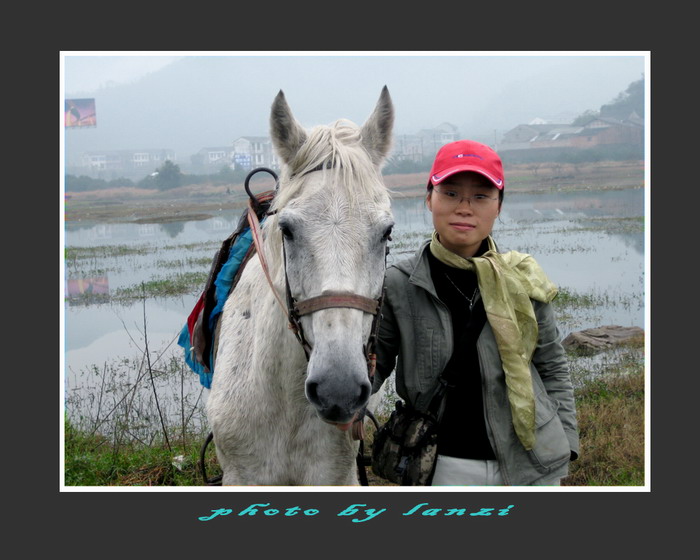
left=249, top=249, right=308, bottom=376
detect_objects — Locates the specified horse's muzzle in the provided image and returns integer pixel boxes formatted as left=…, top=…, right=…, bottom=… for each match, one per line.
left=304, top=339, right=372, bottom=424
left=305, top=375, right=371, bottom=424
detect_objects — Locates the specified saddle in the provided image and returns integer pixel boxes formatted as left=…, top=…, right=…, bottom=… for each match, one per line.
left=177, top=170, right=276, bottom=389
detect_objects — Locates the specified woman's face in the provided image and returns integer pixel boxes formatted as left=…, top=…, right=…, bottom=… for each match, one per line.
left=427, top=172, right=502, bottom=258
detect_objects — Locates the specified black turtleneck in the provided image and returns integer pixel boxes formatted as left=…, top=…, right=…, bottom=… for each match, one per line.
left=427, top=242, right=496, bottom=460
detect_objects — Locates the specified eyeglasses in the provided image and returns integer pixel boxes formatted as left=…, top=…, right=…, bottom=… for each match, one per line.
left=432, top=185, right=499, bottom=209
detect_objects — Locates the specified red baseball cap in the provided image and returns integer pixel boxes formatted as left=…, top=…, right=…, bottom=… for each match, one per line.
left=428, top=140, right=504, bottom=190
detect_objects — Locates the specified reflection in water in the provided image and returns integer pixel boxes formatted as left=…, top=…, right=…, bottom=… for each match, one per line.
left=66, top=276, right=109, bottom=298
left=160, top=221, right=186, bottom=238
left=64, top=188, right=645, bottom=379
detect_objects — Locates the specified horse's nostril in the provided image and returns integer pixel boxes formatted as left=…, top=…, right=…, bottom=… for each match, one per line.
left=306, top=381, right=321, bottom=406
left=356, top=382, right=370, bottom=408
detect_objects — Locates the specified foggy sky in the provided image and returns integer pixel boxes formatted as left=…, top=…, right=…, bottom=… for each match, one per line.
left=62, top=53, right=647, bottom=165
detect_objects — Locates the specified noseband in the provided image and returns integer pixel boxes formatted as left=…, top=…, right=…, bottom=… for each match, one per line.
left=244, top=168, right=386, bottom=378
left=285, top=282, right=385, bottom=379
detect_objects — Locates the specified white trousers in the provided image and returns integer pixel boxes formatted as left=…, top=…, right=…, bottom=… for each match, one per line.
left=431, top=455, right=561, bottom=486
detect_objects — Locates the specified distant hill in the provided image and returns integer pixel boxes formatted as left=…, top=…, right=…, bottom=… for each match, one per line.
left=64, top=56, right=645, bottom=167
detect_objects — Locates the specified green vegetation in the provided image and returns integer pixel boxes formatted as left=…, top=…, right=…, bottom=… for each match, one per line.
left=64, top=421, right=209, bottom=486
left=112, top=274, right=208, bottom=300
left=501, top=143, right=644, bottom=166
left=553, top=286, right=601, bottom=311
left=564, top=370, right=645, bottom=486
left=578, top=216, right=644, bottom=236
left=65, top=175, right=136, bottom=192
left=137, top=160, right=184, bottom=191
left=65, top=325, right=216, bottom=486
left=573, top=78, right=644, bottom=125
left=564, top=336, right=645, bottom=485
left=65, top=77, right=645, bottom=196
left=64, top=338, right=645, bottom=487
left=65, top=244, right=153, bottom=260
left=66, top=160, right=253, bottom=193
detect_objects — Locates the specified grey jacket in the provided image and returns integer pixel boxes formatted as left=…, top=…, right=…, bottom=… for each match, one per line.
left=373, top=241, right=580, bottom=485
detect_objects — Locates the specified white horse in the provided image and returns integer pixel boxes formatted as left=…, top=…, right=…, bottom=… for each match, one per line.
left=206, top=87, right=394, bottom=485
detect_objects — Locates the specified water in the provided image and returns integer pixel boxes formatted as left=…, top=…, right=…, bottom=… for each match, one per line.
left=63, top=187, right=646, bottom=388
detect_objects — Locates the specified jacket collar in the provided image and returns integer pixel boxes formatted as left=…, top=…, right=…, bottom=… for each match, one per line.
left=393, top=240, right=438, bottom=297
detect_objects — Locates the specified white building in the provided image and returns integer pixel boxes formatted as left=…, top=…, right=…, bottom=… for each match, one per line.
left=232, top=136, right=279, bottom=170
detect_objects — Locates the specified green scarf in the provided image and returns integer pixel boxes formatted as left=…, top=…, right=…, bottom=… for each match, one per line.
left=430, top=232, right=558, bottom=450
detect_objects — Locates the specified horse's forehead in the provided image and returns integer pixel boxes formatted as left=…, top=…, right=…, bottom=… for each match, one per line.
left=287, top=170, right=390, bottom=216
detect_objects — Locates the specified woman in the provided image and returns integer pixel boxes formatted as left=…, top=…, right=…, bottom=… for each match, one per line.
left=373, top=140, right=579, bottom=486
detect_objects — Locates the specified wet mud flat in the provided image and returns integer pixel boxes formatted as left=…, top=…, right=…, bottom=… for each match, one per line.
left=64, top=161, right=644, bottom=225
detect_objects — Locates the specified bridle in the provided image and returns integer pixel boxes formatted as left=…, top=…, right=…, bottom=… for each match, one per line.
left=244, top=167, right=386, bottom=382
left=200, top=167, right=385, bottom=486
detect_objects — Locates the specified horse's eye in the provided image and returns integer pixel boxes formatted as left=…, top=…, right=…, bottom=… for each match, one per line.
left=382, top=225, right=393, bottom=242
left=280, top=223, right=294, bottom=241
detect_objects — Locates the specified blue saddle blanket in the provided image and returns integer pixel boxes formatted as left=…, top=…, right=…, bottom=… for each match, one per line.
left=177, top=190, right=274, bottom=388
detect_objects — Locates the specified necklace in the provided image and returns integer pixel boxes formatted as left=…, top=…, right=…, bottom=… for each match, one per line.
left=444, top=273, right=479, bottom=311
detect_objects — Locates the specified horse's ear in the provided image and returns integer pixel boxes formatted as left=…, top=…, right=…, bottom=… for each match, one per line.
left=270, top=90, right=308, bottom=165
left=360, top=86, right=394, bottom=167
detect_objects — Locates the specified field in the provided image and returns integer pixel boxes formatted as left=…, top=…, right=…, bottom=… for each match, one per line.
left=64, top=160, right=644, bottom=224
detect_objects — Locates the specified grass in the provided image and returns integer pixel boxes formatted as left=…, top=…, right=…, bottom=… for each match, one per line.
left=553, top=286, right=601, bottom=310
left=563, top=337, right=645, bottom=486
left=64, top=342, right=645, bottom=487
left=65, top=244, right=153, bottom=260
left=64, top=296, right=217, bottom=486
left=66, top=274, right=209, bottom=304
left=563, top=370, right=645, bottom=486
left=64, top=422, right=210, bottom=486
left=112, top=274, right=208, bottom=299
left=575, top=216, right=645, bottom=236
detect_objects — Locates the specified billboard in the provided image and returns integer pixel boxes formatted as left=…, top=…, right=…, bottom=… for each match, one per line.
left=65, top=98, right=96, bottom=128
left=234, top=153, right=252, bottom=170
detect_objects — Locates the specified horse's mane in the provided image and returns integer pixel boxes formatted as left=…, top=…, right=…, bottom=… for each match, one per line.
left=261, top=118, right=390, bottom=284
left=271, top=119, right=387, bottom=211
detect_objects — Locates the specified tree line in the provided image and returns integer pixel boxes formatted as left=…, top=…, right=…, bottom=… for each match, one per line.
left=65, top=161, right=250, bottom=193
left=573, top=77, right=644, bottom=125
left=65, top=156, right=433, bottom=193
